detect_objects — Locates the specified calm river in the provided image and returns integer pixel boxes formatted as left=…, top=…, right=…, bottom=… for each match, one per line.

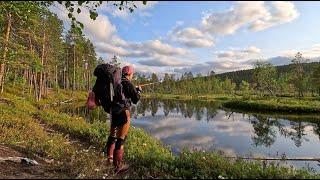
left=61, top=98, right=320, bottom=172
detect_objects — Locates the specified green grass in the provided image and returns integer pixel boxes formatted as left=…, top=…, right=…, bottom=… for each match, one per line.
left=1, top=86, right=320, bottom=178
left=223, top=98, right=320, bottom=113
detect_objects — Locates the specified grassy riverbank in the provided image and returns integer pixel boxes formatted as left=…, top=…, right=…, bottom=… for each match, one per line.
left=1, top=86, right=319, bottom=178
left=142, top=93, right=320, bottom=113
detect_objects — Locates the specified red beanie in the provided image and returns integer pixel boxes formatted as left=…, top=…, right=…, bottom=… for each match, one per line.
left=122, top=65, right=134, bottom=75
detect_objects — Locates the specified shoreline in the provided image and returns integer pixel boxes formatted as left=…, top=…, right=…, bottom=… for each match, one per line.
left=141, top=93, right=320, bottom=114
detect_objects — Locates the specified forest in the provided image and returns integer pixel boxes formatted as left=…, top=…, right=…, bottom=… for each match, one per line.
left=0, top=1, right=135, bottom=101
left=138, top=57, right=320, bottom=98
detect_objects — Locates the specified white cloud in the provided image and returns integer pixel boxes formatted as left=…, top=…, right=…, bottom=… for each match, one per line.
left=201, top=1, right=299, bottom=35
left=95, top=36, right=190, bottom=59
left=207, top=60, right=254, bottom=73
left=169, top=26, right=215, bottom=48
left=141, top=40, right=188, bottom=56
left=95, top=43, right=129, bottom=56
left=282, top=44, right=320, bottom=59
left=49, top=3, right=117, bottom=42
left=201, top=2, right=268, bottom=35
left=113, top=59, right=164, bottom=75
left=49, top=2, right=193, bottom=75
left=216, top=46, right=262, bottom=59
left=77, top=11, right=117, bottom=42
left=167, top=2, right=299, bottom=50
left=95, top=42, right=150, bottom=58
left=50, top=2, right=303, bottom=77
left=174, top=58, right=256, bottom=76
left=249, top=2, right=300, bottom=31
left=138, top=54, right=194, bottom=67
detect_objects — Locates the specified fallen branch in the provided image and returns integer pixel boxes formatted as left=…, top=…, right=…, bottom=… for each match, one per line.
left=0, top=157, right=39, bottom=165
left=42, top=99, right=74, bottom=109
left=224, top=156, right=320, bottom=162
left=53, top=99, right=74, bottom=105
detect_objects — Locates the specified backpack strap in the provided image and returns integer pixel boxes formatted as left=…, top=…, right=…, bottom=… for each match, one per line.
left=110, top=82, right=114, bottom=102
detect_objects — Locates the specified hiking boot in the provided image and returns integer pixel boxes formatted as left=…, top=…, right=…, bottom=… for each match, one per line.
left=107, top=157, right=113, bottom=164
left=102, top=138, right=116, bottom=163
left=113, top=149, right=129, bottom=174
left=114, top=163, right=129, bottom=174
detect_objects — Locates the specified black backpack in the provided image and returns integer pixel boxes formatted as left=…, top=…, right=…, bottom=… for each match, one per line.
left=92, top=63, right=127, bottom=114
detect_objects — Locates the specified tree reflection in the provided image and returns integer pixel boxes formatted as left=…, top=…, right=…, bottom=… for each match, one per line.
left=289, top=121, right=307, bottom=147
left=313, top=122, right=320, bottom=141
left=251, top=115, right=277, bottom=147
left=185, top=101, right=194, bottom=118
left=162, top=99, right=173, bottom=117
left=130, top=105, right=137, bottom=119
left=195, top=106, right=204, bottom=121
left=137, top=98, right=150, bottom=116
left=150, top=99, right=159, bottom=117
left=250, top=114, right=311, bottom=148
left=205, top=101, right=219, bottom=122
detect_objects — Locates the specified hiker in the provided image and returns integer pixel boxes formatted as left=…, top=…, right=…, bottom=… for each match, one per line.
left=104, top=65, right=141, bottom=174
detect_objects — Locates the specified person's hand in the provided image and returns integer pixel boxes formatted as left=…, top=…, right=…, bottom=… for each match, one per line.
left=136, top=86, right=142, bottom=93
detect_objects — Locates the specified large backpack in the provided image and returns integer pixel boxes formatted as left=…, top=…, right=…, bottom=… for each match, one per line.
left=91, top=63, right=126, bottom=114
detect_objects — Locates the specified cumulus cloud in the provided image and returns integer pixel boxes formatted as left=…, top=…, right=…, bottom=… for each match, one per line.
left=138, top=54, right=194, bottom=67
left=168, top=2, right=299, bottom=49
left=282, top=44, right=320, bottom=59
left=174, top=58, right=257, bottom=76
left=216, top=46, right=262, bottom=59
left=169, top=26, right=215, bottom=48
left=128, top=40, right=189, bottom=56
left=49, top=3, right=117, bottom=42
left=115, top=59, right=164, bottom=76
left=201, top=1, right=299, bottom=35
left=95, top=42, right=149, bottom=57
left=201, top=1, right=268, bottom=35
left=50, top=2, right=193, bottom=73
left=207, top=60, right=253, bottom=72
left=249, top=2, right=300, bottom=31
left=49, top=1, right=303, bottom=77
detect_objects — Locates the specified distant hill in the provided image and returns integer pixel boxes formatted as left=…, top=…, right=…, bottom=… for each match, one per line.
left=213, top=61, right=320, bottom=85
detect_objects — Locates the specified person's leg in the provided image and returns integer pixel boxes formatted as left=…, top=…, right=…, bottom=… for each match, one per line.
left=113, top=110, right=131, bottom=174
left=117, top=110, right=131, bottom=139
left=103, top=125, right=117, bottom=163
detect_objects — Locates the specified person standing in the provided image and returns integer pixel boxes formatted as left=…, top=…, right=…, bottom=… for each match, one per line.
left=103, top=65, right=141, bottom=174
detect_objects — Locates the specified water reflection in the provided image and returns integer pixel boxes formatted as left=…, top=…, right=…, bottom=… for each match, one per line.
left=60, top=99, right=320, bottom=149
left=251, top=116, right=277, bottom=147
left=131, top=98, right=221, bottom=122
left=60, top=98, right=320, bottom=171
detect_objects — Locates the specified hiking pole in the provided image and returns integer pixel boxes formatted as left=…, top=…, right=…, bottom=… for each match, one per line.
left=223, top=156, right=320, bottom=162
left=137, top=82, right=161, bottom=87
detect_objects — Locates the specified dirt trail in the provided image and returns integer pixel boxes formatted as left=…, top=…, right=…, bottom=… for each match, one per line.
left=0, top=113, right=127, bottom=179
left=0, top=144, right=69, bottom=179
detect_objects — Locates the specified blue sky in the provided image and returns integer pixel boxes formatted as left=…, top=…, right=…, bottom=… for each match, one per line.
left=51, top=1, right=320, bottom=77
